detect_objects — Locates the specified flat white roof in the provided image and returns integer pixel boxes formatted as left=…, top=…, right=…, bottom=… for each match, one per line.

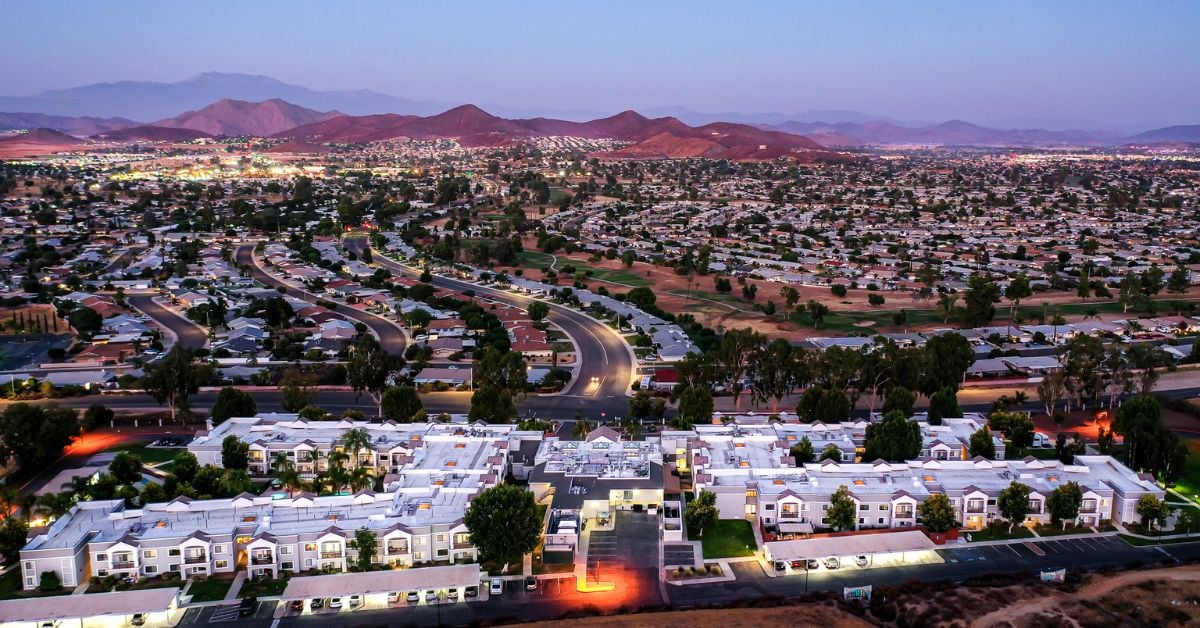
left=0, top=587, right=179, bottom=622
left=282, top=564, right=481, bottom=599
left=765, top=530, right=936, bottom=561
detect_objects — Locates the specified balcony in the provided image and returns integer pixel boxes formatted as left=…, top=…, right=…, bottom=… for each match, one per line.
left=386, top=545, right=409, bottom=556
left=965, top=504, right=986, bottom=514
left=779, top=511, right=801, bottom=519
left=319, top=551, right=343, bottom=559
left=183, top=554, right=208, bottom=564
left=111, top=561, right=135, bottom=570
left=894, top=510, right=915, bottom=519
left=452, top=541, right=472, bottom=550
left=251, top=554, right=274, bottom=565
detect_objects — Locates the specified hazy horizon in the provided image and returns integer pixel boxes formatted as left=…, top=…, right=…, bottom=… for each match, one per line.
left=2, top=0, right=1198, bottom=130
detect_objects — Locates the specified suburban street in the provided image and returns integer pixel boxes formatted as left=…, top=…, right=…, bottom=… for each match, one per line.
left=126, top=293, right=208, bottom=351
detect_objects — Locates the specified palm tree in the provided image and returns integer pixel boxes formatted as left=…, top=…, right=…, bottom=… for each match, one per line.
left=218, top=470, right=252, bottom=496
left=349, top=467, right=374, bottom=492
left=342, top=428, right=373, bottom=469
left=1010, top=390, right=1029, bottom=408
left=271, top=452, right=291, bottom=476
left=36, top=492, right=75, bottom=520
left=572, top=419, right=594, bottom=440
left=327, top=450, right=351, bottom=493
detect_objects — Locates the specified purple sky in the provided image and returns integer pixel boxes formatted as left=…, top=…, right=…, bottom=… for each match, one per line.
left=1, top=0, right=1197, bottom=129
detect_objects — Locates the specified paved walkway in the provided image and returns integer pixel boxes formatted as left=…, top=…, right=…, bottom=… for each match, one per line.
left=224, top=571, right=246, bottom=601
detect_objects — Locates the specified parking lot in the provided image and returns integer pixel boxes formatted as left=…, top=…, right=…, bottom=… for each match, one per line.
left=942, top=535, right=1132, bottom=566
left=178, top=600, right=277, bottom=625
left=664, top=544, right=698, bottom=567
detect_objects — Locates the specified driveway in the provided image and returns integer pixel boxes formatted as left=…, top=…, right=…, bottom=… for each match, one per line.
left=583, top=510, right=663, bottom=607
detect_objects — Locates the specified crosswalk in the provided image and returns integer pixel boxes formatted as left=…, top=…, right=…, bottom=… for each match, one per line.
left=208, top=604, right=243, bottom=623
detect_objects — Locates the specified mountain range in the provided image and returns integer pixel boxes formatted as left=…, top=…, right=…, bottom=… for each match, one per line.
left=770, top=119, right=1124, bottom=148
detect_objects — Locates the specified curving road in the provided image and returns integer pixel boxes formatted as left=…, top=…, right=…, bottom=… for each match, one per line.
left=234, top=245, right=408, bottom=355
left=345, top=236, right=636, bottom=414
left=127, top=293, right=209, bottom=351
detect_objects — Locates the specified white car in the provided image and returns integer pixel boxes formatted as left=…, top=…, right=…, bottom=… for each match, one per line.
left=425, top=590, right=438, bottom=602
left=387, top=592, right=401, bottom=604
left=348, top=594, right=363, bottom=608
left=490, top=577, right=504, bottom=595
left=328, top=597, right=343, bottom=610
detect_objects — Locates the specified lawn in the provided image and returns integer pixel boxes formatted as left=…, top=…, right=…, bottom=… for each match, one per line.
left=237, top=577, right=288, bottom=598
left=1034, top=524, right=1091, bottom=537
left=1168, top=439, right=1200, bottom=502
left=0, top=569, right=22, bottom=600
left=516, top=250, right=557, bottom=269
left=966, top=524, right=1035, bottom=542
left=187, top=577, right=233, bottom=602
left=689, top=519, right=757, bottom=559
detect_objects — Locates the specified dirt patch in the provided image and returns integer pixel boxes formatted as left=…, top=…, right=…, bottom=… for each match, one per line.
left=515, top=604, right=872, bottom=628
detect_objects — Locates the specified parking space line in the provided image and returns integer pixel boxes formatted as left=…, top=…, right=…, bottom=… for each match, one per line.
left=1024, top=542, right=1046, bottom=556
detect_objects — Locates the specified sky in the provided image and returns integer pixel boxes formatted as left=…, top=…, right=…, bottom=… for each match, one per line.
left=2, top=0, right=1198, bottom=130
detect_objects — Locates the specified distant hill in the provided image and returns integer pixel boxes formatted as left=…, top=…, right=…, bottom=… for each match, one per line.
left=0, top=128, right=90, bottom=157
left=0, top=72, right=446, bottom=120
left=1124, top=125, right=1200, bottom=144
left=0, top=112, right=136, bottom=136
left=151, top=98, right=342, bottom=137
left=92, top=126, right=213, bottom=142
left=275, top=104, right=841, bottom=161
left=772, top=119, right=1116, bottom=147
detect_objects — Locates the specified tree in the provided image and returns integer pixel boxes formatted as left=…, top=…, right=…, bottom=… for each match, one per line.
left=0, top=517, right=29, bottom=563
left=831, top=284, right=848, bottom=298
left=346, top=336, right=402, bottom=417
left=279, top=369, right=317, bottom=412
left=1003, top=274, right=1032, bottom=336
left=806, top=299, right=829, bottom=327
left=919, top=493, right=956, bottom=533
left=867, top=293, right=885, bottom=307
left=684, top=489, right=720, bottom=537
left=404, top=307, right=433, bottom=329
left=1177, top=507, right=1200, bottom=537
left=68, top=306, right=102, bottom=340
left=1127, top=344, right=1170, bottom=395
left=1118, top=271, right=1144, bottom=313
left=997, top=481, right=1032, bottom=532
left=927, top=387, right=960, bottom=425
left=922, top=332, right=973, bottom=394
left=819, top=443, right=844, bottom=462
left=715, top=328, right=765, bottom=411
left=172, top=451, right=200, bottom=484
left=469, top=385, right=516, bottom=423
left=790, top=436, right=815, bottom=466
left=1136, top=494, right=1170, bottom=532
left=863, top=411, right=921, bottom=462
left=220, top=434, right=250, bottom=471
left=526, top=301, right=549, bottom=322
left=1113, top=395, right=1164, bottom=474
left=464, top=484, right=542, bottom=561
left=83, top=403, right=114, bottom=430
left=0, top=404, right=80, bottom=472
left=936, top=294, right=959, bottom=324
left=1037, top=370, right=1067, bottom=416
left=210, top=387, right=256, bottom=425
left=109, top=451, right=143, bottom=485
left=38, top=570, right=61, bottom=592
left=882, top=387, right=916, bottom=417
left=1046, top=481, right=1083, bottom=528
left=1077, top=267, right=1091, bottom=299
left=1167, top=265, right=1191, bottom=295
left=676, top=386, right=714, bottom=428
left=826, top=485, right=857, bottom=531
left=141, top=346, right=199, bottom=422
left=969, top=426, right=996, bottom=459
left=751, top=339, right=802, bottom=413
left=348, top=527, right=378, bottom=572
left=963, top=275, right=1001, bottom=327
left=381, top=386, right=423, bottom=422
left=217, top=469, right=252, bottom=496
left=342, top=427, right=373, bottom=469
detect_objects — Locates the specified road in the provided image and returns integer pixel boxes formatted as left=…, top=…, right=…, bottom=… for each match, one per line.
left=345, top=236, right=636, bottom=419
left=127, top=293, right=209, bottom=351
left=234, top=245, right=408, bottom=355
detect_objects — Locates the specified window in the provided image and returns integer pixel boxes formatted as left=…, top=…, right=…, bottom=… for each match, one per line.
left=879, top=504, right=889, bottom=511
left=281, top=562, right=294, bottom=570
left=306, top=559, right=313, bottom=567
left=763, top=504, right=775, bottom=511
left=821, top=518, right=829, bottom=525
left=98, top=570, right=108, bottom=577
left=144, top=565, right=158, bottom=574
left=858, top=518, right=865, bottom=524
left=280, top=547, right=291, bottom=555
left=23, top=561, right=33, bottom=571
left=96, top=554, right=108, bottom=562
left=416, top=536, right=426, bottom=545
left=212, top=545, right=225, bottom=554
left=436, top=548, right=448, bottom=558
left=169, top=564, right=179, bottom=572
left=26, top=577, right=34, bottom=587
left=859, top=504, right=869, bottom=511
left=143, top=550, right=157, bottom=559
left=168, top=549, right=180, bottom=557
left=436, top=534, right=447, bottom=543
left=878, top=518, right=885, bottom=524
left=304, top=543, right=317, bottom=551
left=215, top=560, right=228, bottom=569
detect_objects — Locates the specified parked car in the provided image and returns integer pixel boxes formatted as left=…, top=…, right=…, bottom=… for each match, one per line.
left=406, top=591, right=419, bottom=603
left=824, top=557, right=841, bottom=570
left=447, top=588, right=458, bottom=601
left=774, top=560, right=787, bottom=571
left=525, top=576, right=538, bottom=591
left=387, top=591, right=401, bottom=604
left=856, top=555, right=870, bottom=567
left=490, top=577, right=504, bottom=595
left=239, top=597, right=258, bottom=617
left=465, top=585, right=478, bottom=598
left=349, top=594, right=363, bottom=608
left=130, top=615, right=145, bottom=627
left=789, top=559, right=806, bottom=570
left=310, top=598, right=324, bottom=610
left=328, top=597, right=343, bottom=610
left=425, top=590, right=438, bottom=602
left=806, top=559, right=821, bottom=570
left=288, top=600, right=304, bottom=612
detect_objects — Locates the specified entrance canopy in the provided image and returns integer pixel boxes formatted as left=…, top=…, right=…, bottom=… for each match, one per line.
left=765, top=530, right=936, bottom=562
left=282, top=564, right=480, bottom=600
left=777, top=521, right=814, bottom=535
left=0, top=587, right=180, bottom=624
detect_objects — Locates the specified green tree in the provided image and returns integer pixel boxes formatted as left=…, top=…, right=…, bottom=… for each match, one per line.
left=1167, top=265, right=1191, bottom=295
left=526, top=301, right=549, bottom=322
left=963, top=275, right=1001, bottom=327
left=806, top=299, right=829, bottom=327
left=279, top=369, right=316, bottom=412
left=1112, top=395, right=1164, bottom=473
left=67, top=306, right=103, bottom=340
left=38, top=570, right=61, bottom=592
left=969, top=426, right=997, bottom=459
left=927, top=387, right=960, bottom=425
left=1046, top=481, right=1083, bottom=528
left=220, top=434, right=250, bottom=471
left=141, top=346, right=199, bottom=422
left=790, top=436, right=815, bottom=466
left=1118, top=271, right=1144, bottom=313
left=997, top=481, right=1032, bottom=532
left=464, top=484, right=542, bottom=561
left=815, top=389, right=851, bottom=422
left=381, top=385, right=423, bottom=422
left=0, top=404, right=80, bottom=472
left=83, top=403, right=114, bottom=430
left=109, top=452, right=143, bottom=485
left=918, top=493, right=956, bottom=533
left=863, top=410, right=921, bottom=462
left=826, top=485, right=857, bottom=531
left=676, top=386, right=713, bottom=428
left=819, top=443, right=844, bottom=462
left=469, top=384, right=516, bottom=423
left=217, top=469, right=253, bottom=496
left=882, top=387, right=916, bottom=417
left=0, top=517, right=29, bottom=563
left=1176, top=507, right=1200, bottom=536
left=922, top=332, right=973, bottom=394
left=210, top=387, right=257, bottom=425
left=171, top=451, right=200, bottom=484
left=1136, top=494, right=1170, bottom=532
left=348, top=527, right=378, bottom=571
left=1003, top=274, right=1032, bottom=335
left=404, top=307, right=433, bottom=329
left=346, top=337, right=402, bottom=417
left=684, top=489, right=720, bottom=537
